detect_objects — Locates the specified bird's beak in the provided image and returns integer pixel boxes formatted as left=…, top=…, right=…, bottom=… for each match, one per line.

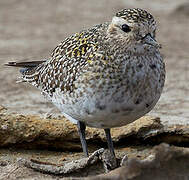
left=142, top=33, right=161, bottom=48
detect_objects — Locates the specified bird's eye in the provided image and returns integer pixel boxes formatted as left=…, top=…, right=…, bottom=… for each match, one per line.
left=121, top=24, right=131, bottom=33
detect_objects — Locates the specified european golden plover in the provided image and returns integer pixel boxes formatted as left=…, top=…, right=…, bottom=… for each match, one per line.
left=6, top=8, right=165, bottom=158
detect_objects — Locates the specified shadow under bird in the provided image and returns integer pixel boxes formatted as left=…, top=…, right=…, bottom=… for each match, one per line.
left=5, top=8, right=165, bottom=159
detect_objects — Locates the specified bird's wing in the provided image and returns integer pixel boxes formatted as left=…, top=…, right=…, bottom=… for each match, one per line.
left=5, top=23, right=110, bottom=99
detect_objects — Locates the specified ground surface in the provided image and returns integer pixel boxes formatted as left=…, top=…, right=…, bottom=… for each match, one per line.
left=0, top=0, right=189, bottom=179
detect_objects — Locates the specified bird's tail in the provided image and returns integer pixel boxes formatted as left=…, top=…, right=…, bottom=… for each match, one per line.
left=5, top=60, right=46, bottom=71
left=5, top=60, right=46, bottom=83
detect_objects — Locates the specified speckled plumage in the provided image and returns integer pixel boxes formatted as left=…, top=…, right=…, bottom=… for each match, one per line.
left=14, top=8, right=165, bottom=128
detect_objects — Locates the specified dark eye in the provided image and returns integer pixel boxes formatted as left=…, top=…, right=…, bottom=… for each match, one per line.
left=121, top=24, right=131, bottom=33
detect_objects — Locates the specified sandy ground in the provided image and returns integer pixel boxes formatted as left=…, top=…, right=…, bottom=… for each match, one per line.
left=0, top=0, right=189, bottom=125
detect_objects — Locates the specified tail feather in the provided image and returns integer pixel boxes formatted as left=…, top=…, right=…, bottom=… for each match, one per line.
left=5, top=60, right=46, bottom=68
left=5, top=60, right=46, bottom=74
left=5, top=60, right=46, bottom=84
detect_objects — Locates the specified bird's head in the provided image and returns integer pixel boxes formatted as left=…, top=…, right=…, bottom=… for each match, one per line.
left=107, top=8, right=161, bottom=54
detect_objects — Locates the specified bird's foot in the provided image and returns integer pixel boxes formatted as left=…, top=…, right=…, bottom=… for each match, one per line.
left=99, top=149, right=118, bottom=172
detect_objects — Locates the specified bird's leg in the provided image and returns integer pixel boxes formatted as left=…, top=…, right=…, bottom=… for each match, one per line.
left=104, top=128, right=115, bottom=157
left=77, top=121, right=88, bottom=157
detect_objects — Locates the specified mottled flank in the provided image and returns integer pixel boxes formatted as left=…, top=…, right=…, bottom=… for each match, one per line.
left=11, top=8, right=165, bottom=128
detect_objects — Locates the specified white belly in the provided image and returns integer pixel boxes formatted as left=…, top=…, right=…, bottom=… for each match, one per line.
left=52, top=89, right=161, bottom=128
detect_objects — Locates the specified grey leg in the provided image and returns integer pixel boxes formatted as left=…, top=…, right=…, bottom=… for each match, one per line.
left=104, top=128, right=115, bottom=157
left=77, top=121, right=88, bottom=157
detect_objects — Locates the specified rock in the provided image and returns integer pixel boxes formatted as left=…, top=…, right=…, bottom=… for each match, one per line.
left=0, top=163, right=56, bottom=180
left=19, top=148, right=105, bottom=175
left=0, top=106, right=189, bottom=151
left=0, top=105, right=80, bottom=150
left=1, top=143, right=189, bottom=179
left=0, top=106, right=189, bottom=179
left=91, top=143, right=189, bottom=180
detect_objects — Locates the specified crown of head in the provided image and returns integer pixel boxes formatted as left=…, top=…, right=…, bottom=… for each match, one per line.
left=116, top=8, right=154, bottom=24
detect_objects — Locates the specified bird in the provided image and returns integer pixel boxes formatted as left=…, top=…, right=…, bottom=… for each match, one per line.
left=5, top=8, right=165, bottom=158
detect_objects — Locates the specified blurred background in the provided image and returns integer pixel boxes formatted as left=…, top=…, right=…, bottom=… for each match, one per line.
left=0, top=0, right=188, bottom=124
